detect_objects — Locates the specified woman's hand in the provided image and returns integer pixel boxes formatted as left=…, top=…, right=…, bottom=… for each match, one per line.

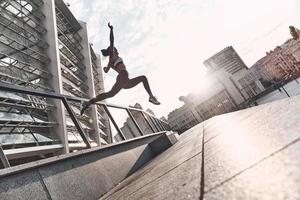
left=108, top=22, right=113, bottom=30
left=103, top=66, right=109, bottom=73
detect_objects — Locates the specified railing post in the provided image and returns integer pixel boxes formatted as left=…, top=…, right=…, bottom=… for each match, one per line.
left=0, top=145, right=10, bottom=168
left=126, top=109, right=144, bottom=136
left=102, top=105, right=126, bottom=141
left=62, top=98, right=91, bottom=148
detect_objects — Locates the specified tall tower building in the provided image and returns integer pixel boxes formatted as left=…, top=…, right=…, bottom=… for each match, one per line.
left=0, top=0, right=110, bottom=165
left=203, top=46, right=264, bottom=107
left=204, top=46, right=248, bottom=74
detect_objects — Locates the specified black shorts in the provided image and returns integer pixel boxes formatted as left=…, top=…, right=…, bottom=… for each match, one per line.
left=116, top=70, right=129, bottom=83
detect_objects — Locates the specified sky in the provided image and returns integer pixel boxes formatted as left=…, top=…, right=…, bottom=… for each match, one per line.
left=67, top=0, right=300, bottom=118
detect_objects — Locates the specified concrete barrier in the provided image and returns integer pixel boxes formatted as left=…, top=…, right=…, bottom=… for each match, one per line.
left=0, top=131, right=178, bottom=200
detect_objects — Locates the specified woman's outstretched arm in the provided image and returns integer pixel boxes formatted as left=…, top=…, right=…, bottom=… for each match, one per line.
left=108, top=22, right=114, bottom=50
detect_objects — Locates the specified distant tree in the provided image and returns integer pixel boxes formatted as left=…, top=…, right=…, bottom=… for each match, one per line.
left=289, top=26, right=300, bottom=40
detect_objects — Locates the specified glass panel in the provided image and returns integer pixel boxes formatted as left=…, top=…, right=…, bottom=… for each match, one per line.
left=65, top=117, right=84, bottom=144
left=151, top=116, right=162, bottom=132
left=0, top=93, right=60, bottom=147
left=0, top=133, right=36, bottom=144
left=163, top=122, right=169, bottom=131
left=107, top=106, right=141, bottom=141
left=96, top=105, right=111, bottom=145
left=155, top=118, right=165, bottom=131
left=143, top=113, right=158, bottom=133
left=66, top=100, right=96, bottom=147
left=33, top=133, right=57, bottom=142
left=129, top=109, right=154, bottom=135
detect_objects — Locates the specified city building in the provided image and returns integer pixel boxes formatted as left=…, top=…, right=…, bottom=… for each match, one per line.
left=251, top=39, right=300, bottom=82
left=0, top=0, right=110, bottom=165
left=204, top=46, right=248, bottom=74
left=167, top=96, right=203, bottom=133
left=167, top=46, right=266, bottom=132
left=167, top=46, right=266, bottom=127
left=249, top=59, right=274, bottom=88
left=185, top=81, right=238, bottom=121
left=204, top=46, right=265, bottom=105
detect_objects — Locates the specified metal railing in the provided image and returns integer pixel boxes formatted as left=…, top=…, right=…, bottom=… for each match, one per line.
left=0, top=82, right=170, bottom=168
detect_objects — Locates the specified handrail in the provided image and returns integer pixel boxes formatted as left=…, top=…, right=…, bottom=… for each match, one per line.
left=0, top=82, right=91, bottom=148
left=0, top=83, right=167, bottom=139
left=0, top=82, right=166, bottom=121
left=0, top=82, right=171, bottom=167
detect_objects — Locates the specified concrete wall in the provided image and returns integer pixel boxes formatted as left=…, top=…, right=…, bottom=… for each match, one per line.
left=0, top=132, right=177, bottom=200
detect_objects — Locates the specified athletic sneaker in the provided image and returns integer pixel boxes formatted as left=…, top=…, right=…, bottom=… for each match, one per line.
left=149, top=96, right=161, bottom=105
left=80, top=101, right=88, bottom=115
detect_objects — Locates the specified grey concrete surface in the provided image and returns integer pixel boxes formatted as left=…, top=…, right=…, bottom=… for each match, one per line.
left=203, top=95, right=300, bottom=199
left=205, top=142, right=300, bottom=199
left=0, top=170, right=50, bottom=200
left=0, top=131, right=177, bottom=200
left=100, top=125, right=203, bottom=200
left=101, top=95, right=300, bottom=200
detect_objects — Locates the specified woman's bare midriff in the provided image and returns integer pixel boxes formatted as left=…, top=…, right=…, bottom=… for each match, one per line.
left=115, top=63, right=126, bottom=73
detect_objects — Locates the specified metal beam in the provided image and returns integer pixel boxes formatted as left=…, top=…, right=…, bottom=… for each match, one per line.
left=4, top=144, right=64, bottom=160
left=0, top=145, right=10, bottom=168
left=102, top=105, right=126, bottom=141
left=62, top=98, right=91, bottom=148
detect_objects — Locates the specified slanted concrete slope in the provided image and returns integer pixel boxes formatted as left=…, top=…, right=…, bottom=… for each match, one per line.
left=101, top=95, right=300, bottom=200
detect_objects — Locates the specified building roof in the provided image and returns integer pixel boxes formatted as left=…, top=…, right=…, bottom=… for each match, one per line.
left=55, top=0, right=82, bottom=32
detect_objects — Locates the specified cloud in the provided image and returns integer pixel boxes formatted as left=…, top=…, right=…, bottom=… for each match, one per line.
left=68, top=0, right=300, bottom=118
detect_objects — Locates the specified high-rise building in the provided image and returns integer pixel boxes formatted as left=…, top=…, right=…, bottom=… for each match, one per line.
left=0, top=0, right=110, bottom=165
left=204, top=46, right=248, bottom=74
left=204, top=46, right=265, bottom=105
left=167, top=46, right=265, bottom=131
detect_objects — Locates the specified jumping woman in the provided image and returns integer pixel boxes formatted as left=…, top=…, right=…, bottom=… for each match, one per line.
left=80, top=23, right=160, bottom=115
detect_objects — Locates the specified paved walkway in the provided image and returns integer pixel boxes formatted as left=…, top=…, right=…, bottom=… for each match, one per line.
left=100, top=95, right=300, bottom=200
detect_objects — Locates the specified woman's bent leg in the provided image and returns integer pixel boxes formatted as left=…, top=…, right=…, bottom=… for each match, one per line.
left=123, top=75, right=153, bottom=97
left=89, top=82, right=123, bottom=105
left=80, top=80, right=124, bottom=115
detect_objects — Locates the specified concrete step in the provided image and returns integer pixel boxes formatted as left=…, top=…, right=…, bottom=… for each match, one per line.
left=0, top=131, right=178, bottom=200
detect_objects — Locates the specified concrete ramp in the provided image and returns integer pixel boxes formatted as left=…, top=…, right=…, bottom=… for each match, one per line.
left=101, top=96, right=300, bottom=200
left=0, top=131, right=178, bottom=200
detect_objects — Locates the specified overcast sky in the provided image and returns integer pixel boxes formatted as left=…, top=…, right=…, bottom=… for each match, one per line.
left=67, top=0, right=300, bottom=118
